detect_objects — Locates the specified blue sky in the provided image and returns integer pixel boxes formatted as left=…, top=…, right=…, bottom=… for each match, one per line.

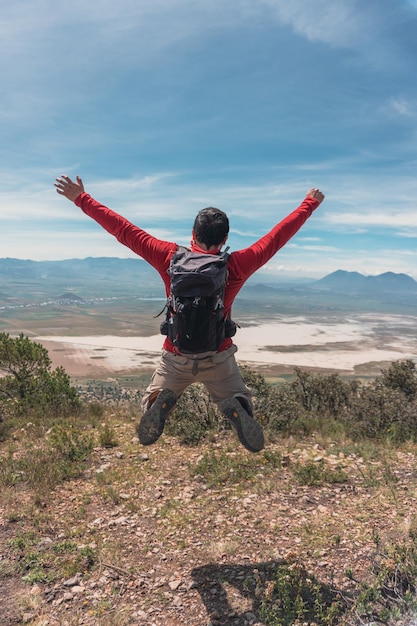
left=1, top=0, right=417, bottom=279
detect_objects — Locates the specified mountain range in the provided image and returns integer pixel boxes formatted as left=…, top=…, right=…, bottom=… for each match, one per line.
left=310, top=269, right=417, bottom=294
left=0, top=257, right=161, bottom=301
left=0, top=260, right=416, bottom=312
left=0, top=257, right=156, bottom=282
left=1, top=258, right=416, bottom=292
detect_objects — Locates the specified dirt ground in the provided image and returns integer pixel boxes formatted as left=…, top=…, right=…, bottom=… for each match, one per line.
left=2, top=428, right=417, bottom=626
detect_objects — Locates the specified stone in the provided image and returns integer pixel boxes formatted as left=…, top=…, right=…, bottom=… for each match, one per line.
left=63, top=573, right=81, bottom=587
left=168, top=579, right=182, bottom=591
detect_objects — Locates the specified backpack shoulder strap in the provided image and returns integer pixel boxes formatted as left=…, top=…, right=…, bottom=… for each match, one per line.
left=220, top=246, right=230, bottom=263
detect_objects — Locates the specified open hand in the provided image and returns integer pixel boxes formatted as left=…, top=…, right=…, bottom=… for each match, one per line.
left=55, top=175, right=85, bottom=201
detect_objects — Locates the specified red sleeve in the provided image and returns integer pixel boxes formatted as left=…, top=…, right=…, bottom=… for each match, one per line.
left=223, top=196, right=319, bottom=312
left=75, top=193, right=176, bottom=279
left=228, top=196, right=319, bottom=281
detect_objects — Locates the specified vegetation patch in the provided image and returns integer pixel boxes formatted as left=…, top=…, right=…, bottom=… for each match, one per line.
left=293, top=459, right=349, bottom=486
left=190, top=449, right=282, bottom=486
left=2, top=335, right=417, bottom=624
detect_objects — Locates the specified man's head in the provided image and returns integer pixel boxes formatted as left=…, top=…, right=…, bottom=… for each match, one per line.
left=192, top=207, right=229, bottom=250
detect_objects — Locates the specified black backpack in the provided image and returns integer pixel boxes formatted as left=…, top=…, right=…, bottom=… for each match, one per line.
left=160, top=246, right=236, bottom=354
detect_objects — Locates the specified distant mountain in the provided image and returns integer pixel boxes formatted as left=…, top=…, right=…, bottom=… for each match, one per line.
left=0, top=257, right=164, bottom=302
left=0, top=257, right=156, bottom=281
left=238, top=269, right=417, bottom=318
left=0, top=257, right=161, bottom=288
left=312, top=270, right=417, bottom=294
left=56, top=293, right=85, bottom=303
left=1, top=258, right=417, bottom=306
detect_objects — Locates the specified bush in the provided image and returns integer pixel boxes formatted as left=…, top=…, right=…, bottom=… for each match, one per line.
left=165, top=383, right=225, bottom=445
left=190, top=448, right=282, bottom=486
left=377, top=359, right=417, bottom=401
left=242, top=367, right=357, bottom=438
left=290, top=368, right=359, bottom=418
left=253, top=385, right=301, bottom=434
left=0, top=420, right=94, bottom=498
left=348, top=383, right=417, bottom=443
left=242, top=361, right=417, bottom=444
left=0, top=333, right=80, bottom=425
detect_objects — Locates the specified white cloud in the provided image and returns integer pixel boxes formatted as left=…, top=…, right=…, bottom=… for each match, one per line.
left=324, top=211, right=417, bottom=230
left=261, top=0, right=363, bottom=48
left=289, top=244, right=339, bottom=253
left=2, top=0, right=410, bottom=83
left=390, top=97, right=417, bottom=117
left=253, top=251, right=417, bottom=280
left=259, top=0, right=417, bottom=73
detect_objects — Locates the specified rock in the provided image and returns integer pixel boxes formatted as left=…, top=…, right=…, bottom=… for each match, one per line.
left=96, top=463, right=111, bottom=473
left=63, top=573, right=82, bottom=587
left=168, top=579, right=182, bottom=591
left=38, top=537, right=53, bottom=547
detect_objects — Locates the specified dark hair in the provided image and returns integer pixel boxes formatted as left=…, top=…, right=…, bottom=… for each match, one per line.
left=192, top=207, right=229, bottom=248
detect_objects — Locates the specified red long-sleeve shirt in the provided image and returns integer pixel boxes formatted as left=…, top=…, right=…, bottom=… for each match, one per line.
left=75, top=192, right=319, bottom=352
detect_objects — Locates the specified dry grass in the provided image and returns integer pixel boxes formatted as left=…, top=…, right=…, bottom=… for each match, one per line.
left=2, top=409, right=417, bottom=625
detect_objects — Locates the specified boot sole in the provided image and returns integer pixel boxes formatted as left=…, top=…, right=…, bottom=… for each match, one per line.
left=221, top=398, right=264, bottom=453
left=138, top=389, right=177, bottom=445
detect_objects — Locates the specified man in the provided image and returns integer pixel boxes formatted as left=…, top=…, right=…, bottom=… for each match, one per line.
left=55, top=175, right=324, bottom=453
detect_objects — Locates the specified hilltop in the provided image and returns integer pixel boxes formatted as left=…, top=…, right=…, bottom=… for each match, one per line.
left=2, top=416, right=417, bottom=626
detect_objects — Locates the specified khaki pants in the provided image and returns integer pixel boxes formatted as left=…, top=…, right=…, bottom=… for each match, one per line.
left=141, top=344, right=252, bottom=412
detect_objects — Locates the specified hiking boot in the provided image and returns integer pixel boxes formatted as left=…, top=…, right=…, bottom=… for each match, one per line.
left=220, top=397, right=264, bottom=453
left=137, top=389, right=177, bottom=445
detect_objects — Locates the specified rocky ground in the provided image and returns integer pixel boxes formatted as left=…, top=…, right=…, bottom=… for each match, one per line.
left=1, top=417, right=417, bottom=626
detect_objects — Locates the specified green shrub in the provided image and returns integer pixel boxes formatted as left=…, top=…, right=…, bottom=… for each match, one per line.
left=8, top=532, right=97, bottom=585
left=348, top=383, right=417, bottom=443
left=255, top=385, right=305, bottom=433
left=290, top=368, right=359, bottom=418
left=99, top=422, right=119, bottom=448
left=190, top=449, right=281, bottom=487
left=0, top=333, right=80, bottom=427
left=349, top=536, right=417, bottom=624
left=378, top=359, right=417, bottom=401
left=165, top=383, right=225, bottom=445
left=293, top=459, right=348, bottom=486
left=0, top=421, right=93, bottom=496
left=258, top=562, right=344, bottom=625
left=242, top=361, right=417, bottom=444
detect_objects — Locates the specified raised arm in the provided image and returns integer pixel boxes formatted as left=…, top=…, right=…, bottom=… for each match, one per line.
left=54, top=175, right=176, bottom=278
left=228, top=188, right=325, bottom=283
